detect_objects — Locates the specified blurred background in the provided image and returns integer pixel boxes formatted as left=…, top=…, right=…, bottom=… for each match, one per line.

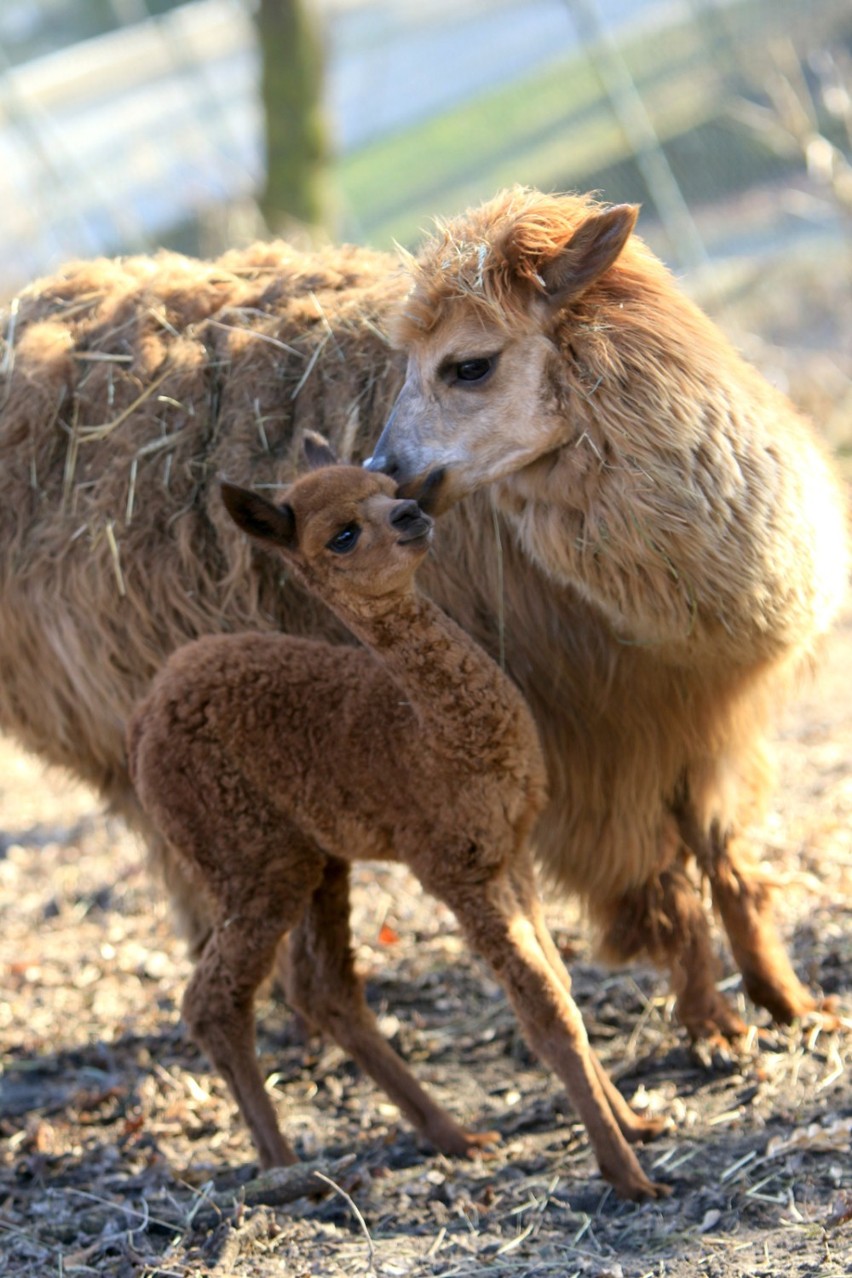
left=0, top=0, right=850, bottom=452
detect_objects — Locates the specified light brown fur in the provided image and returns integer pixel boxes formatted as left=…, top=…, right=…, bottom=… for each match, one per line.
left=370, top=186, right=849, bottom=1037
left=127, top=455, right=666, bottom=1199
left=0, top=192, right=845, bottom=1040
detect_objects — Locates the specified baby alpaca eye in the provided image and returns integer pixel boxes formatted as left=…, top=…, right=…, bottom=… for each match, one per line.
left=326, top=522, right=361, bottom=554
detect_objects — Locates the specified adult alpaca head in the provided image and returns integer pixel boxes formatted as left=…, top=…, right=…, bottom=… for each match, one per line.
left=368, top=186, right=847, bottom=663
left=367, top=186, right=641, bottom=508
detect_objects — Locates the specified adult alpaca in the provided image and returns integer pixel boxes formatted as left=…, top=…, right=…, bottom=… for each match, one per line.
left=128, top=445, right=666, bottom=1200
left=0, top=190, right=845, bottom=1039
left=368, top=186, right=849, bottom=1039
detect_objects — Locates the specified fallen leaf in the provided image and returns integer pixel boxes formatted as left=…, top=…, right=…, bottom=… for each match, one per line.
left=826, top=1193, right=852, bottom=1229
left=766, top=1116, right=852, bottom=1158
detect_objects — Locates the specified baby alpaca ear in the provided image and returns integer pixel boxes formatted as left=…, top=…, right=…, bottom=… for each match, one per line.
left=220, top=481, right=297, bottom=549
left=302, top=431, right=338, bottom=470
left=540, top=204, right=638, bottom=308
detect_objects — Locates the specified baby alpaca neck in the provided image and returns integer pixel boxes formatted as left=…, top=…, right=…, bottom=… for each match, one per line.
left=338, top=589, right=523, bottom=756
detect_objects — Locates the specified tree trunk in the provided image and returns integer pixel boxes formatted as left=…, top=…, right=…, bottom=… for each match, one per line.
left=256, top=0, right=330, bottom=235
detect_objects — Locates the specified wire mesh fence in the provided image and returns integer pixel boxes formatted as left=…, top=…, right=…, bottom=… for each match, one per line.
left=0, top=0, right=849, bottom=296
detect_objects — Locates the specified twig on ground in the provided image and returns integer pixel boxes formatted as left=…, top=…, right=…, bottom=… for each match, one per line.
left=313, top=1169, right=376, bottom=1272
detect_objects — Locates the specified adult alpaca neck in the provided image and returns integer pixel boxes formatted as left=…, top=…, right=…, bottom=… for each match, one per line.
left=492, top=289, right=846, bottom=665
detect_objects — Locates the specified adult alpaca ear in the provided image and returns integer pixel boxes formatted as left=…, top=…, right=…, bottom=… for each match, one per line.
left=302, top=430, right=338, bottom=470
left=539, top=205, right=638, bottom=308
left=220, top=481, right=297, bottom=550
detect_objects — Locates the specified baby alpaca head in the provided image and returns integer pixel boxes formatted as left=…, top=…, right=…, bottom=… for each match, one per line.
left=221, top=434, right=434, bottom=603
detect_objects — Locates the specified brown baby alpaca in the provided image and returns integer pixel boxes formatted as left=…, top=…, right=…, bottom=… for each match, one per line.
left=0, top=188, right=846, bottom=1042
left=127, top=444, right=666, bottom=1201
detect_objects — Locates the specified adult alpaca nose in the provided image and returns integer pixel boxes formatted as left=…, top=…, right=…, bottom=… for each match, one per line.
left=364, top=401, right=405, bottom=479
left=364, top=450, right=400, bottom=480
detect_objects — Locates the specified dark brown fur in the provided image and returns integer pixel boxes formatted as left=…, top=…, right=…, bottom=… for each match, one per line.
left=127, top=460, right=666, bottom=1199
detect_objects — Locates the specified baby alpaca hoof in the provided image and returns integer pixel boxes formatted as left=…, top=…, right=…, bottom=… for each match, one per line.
left=608, top=1167, right=671, bottom=1202
left=430, top=1123, right=501, bottom=1159
left=626, top=1112, right=668, bottom=1144
left=461, top=1129, right=502, bottom=1160
left=258, top=1135, right=300, bottom=1170
left=260, top=1149, right=300, bottom=1170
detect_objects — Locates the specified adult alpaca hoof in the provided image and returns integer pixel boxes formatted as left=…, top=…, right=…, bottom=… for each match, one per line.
left=742, top=971, right=823, bottom=1027
left=639, top=1177, right=673, bottom=1201
left=794, top=994, right=845, bottom=1034
left=678, top=991, right=748, bottom=1045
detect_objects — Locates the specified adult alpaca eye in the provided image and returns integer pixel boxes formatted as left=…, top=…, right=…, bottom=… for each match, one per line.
left=455, top=356, right=495, bottom=384
left=327, top=523, right=360, bottom=554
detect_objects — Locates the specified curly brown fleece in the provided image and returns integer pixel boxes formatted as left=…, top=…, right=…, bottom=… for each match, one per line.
left=128, top=458, right=666, bottom=1200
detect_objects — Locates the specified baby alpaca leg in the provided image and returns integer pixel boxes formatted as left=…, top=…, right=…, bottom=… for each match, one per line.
left=599, top=861, right=746, bottom=1041
left=507, top=860, right=663, bottom=1143
left=422, top=858, right=667, bottom=1201
left=185, top=914, right=300, bottom=1169
left=283, top=857, right=496, bottom=1157
left=688, top=820, right=818, bottom=1024
left=132, top=725, right=326, bottom=1165
left=179, top=822, right=326, bottom=1169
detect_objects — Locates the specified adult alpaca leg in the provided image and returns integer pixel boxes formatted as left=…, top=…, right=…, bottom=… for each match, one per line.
left=597, top=860, right=747, bottom=1042
left=117, top=799, right=216, bottom=961
left=682, top=815, right=819, bottom=1023
left=283, top=856, right=499, bottom=1156
left=150, top=828, right=214, bottom=960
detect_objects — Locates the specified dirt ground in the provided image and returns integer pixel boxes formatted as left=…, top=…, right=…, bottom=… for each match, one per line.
left=1, top=241, right=851, bottom=1277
